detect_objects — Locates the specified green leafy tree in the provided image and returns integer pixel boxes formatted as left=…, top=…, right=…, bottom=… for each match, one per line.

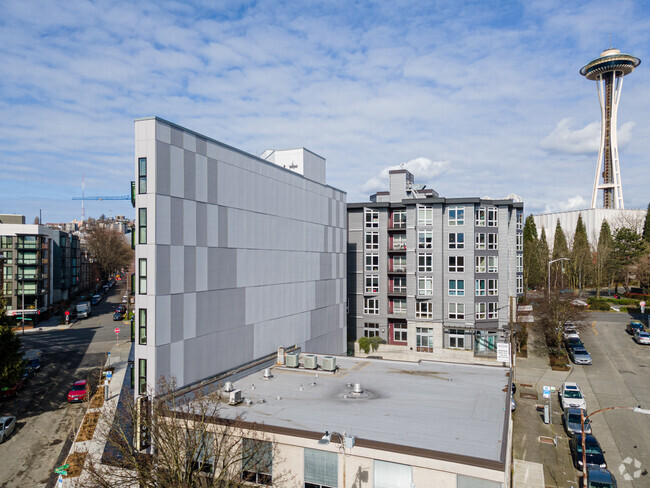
left=550, top=220, right=569, bottom=290
left=643, top=203, right=650, bottom=243
left=612, top=227, right=645, bottom=292
left=523, top=215, right=544, bottom=291
left=0, top=298, right=25, bottom=388
left=569, top=214, right=591, bottom=291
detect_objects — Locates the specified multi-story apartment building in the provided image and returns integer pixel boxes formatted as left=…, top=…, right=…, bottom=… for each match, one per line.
left=0, top=215, right=80, bottom=323
left=133, top=117, right=346, bottom=395
left=348, top=169, right=523, bottom=363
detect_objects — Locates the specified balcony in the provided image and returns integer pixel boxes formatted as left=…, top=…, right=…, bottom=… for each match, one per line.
left=16, top=258, right=41, bottom=265
left=387, top=264, right=407, bottom=274
left=388, top=243, right=407, bottom=252
left=16, top=272, right=46, bottom=281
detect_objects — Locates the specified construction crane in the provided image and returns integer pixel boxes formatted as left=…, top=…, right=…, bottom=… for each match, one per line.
left=72, top=175, right=130, bottom=221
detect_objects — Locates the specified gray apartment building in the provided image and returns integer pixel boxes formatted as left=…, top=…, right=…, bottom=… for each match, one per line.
left=0, top=214, right=80, bottom=323
left=348, top=170, right=523, bottom=363
left=133, top=117, right=346, bottom=395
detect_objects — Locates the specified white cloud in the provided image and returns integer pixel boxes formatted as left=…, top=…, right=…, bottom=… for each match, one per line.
left=540, top=118, right=635, bottom=155
left=361, top=157, right=451, bottom=194
left=542, top=195, right=589, bottom=214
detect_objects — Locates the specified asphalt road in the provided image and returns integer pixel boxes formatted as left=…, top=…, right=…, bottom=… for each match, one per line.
left=0, top=284, right=131, bottom=488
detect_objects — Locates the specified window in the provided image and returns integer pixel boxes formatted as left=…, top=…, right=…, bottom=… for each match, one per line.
left=365, top=253, right=379, bottom=272
left=393, top=323, right=407, bottom=342
left=392, top=298, right=407, bottom=314
left=242, top=438, right=272, bottom=485
left=418, top=277, right=433, bottom=296
left=448, top=256, right=464, bottom=273
left=365, top=209, right=379, bottom=228
left=488, top=256, right=498, bottom=273
left=487, top=279, right=498, bottom=296
left=138, top=157, right=147, bottom=193
left=476, top=256, right=486, bottom=273
left=59, top=236, right=67, bottom=247
left=187, top=431, right=215, bottom=474
left=138, top=359, right=147, bottom=395
left=475, top=233, right=486, bottom=250
left=3, top=266, right=12, bottom=280
left=516, top=234, right=523, bottom=251
left=392, top=210, right=406, bottom=229
left=365, top=275, right=379, bottom=294
left=475, top=208, right=486, bottom=226
left=416, top=328, right=434, bottom=352
left=0, top=236, right=12, bottom=248
left=2, top=282, right=12, bottom=296
left=487, top=233, right=498, bottom=250
left=475, top=279, right=486, bottom=296
left=517, top=275, right=524, bottom=294
left=364, top=298, right=379, bottom=315
left=3, top=251, right=12, bottom=265
left=448, top=206, right=464, bottom=226
left=517, top=254, right=523, bottom=273
left=476, top=302, right=486, bottom=320
left=516, top=211, right=523, bottom=230
left=418, top=253, right=432, bottom=272
left=139, top=309, right=147, bottom=345
left=418, top=231, right=432, bottom=249
left=417, top=206, right=432, bottom=226
left=304, top=448, right=338, bottom=488
left=365, top=232, right=379, bottom=250
left=139, top=258, right=147, bottom=294
left=392, top=276, right=406, bottom=293
left=415, top=301, right=432, bottom=319
left=138, top=208, right=147, bottom=244
left=449, top=303, right=465, bottom=319
left=391, top=234, right=406, bottom=250
left=447, top=329, right=469, bottom=349
left=458, top=475, right=502, bottom=488
left=487, top=207, right=498, bottom=226
left=391, top=255, right=406, bottom=272
left=448, top=232, right=464, bottom=249
left=364, top=323, right=379, bottom=337
left=449, top=279, right=465, bottom=296
left=374, top=460, right=413, bottom=488
left=488, top=302, right=499, bottom=319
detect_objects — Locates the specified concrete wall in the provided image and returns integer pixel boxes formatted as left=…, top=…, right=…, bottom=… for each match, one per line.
left=134, top=117, right=347, bottom=391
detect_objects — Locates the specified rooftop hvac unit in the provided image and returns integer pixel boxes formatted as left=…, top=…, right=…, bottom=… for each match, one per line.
left=322, top=356, right=336, bottom=371
left=223, top=381, right=234, bottom=392
left=229, top=389, right=242, bottom=405
left=286, top=354, right=299, bottom=368
left=303, top=354, right=317, bottom=370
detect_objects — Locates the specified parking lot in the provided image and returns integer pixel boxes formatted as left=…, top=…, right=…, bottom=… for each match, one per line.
left=513, top=311, right=650, bottom=487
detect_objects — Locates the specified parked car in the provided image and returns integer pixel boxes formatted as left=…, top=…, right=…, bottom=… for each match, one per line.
left=122, top=295, right=128, bottom=303
left=586, top=468, right=617, bottom=488
left=0, top=378, right=26, bottom=399
left=91, top=294, right=102, bottom=306
left=67, top=380, right=89, bottom=403
left=564, top=336, right=584, bottom=351
left=633, top=330, right=650, bottom=345
left=114, top=305, right=126, bottom=314
left=568, top=346, right=593, bottom=365
left=570, top=433, right=607, bottom=470
left=562, top=407, right=592, bottom=437
left=626, top=320, right=645, bottom=335
left=560, top=382, right=587, bottom=410
left=113, top=311, right=125, bottom=321
left=0, top=416, right=16, bottom=443
left=511, top=396, right=516, bottom=412
left=563, top=328, right=580, bottom=340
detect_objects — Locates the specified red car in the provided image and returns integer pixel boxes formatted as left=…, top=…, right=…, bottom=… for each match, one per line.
left=67, top=380, right=88, bottom=402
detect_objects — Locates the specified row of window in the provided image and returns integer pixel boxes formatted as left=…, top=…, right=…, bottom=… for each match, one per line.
left=364, top=324, right=474, bottom=351
left=366, top=206, right=504, bottom=228
left=365, top=231, right=511, bottom=251
left=363, top=298, right=501, bottom=320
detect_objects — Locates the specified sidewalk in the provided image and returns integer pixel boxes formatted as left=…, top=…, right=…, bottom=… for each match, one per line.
left=59, top=339, right=133, bottom=487
left=13, top=314, right=76, bottom=334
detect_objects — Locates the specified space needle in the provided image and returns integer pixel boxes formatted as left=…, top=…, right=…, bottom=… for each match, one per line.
left=580, top=47, right=640, bottom=209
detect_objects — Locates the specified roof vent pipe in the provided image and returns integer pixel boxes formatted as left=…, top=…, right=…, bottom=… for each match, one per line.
left=352, top=383, right=363, bottom=394
left=263, top=368, right=273, bottom=379
left=223, top=381, right=234, bottom=392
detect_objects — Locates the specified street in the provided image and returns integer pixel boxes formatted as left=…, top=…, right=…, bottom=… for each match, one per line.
left=0, top=284, right=131, bottom=488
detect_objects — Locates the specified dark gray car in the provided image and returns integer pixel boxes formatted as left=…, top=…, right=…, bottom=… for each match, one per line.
left=563, top=408, right=592, bottom=436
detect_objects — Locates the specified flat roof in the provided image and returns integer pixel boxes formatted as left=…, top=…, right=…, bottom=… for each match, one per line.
left=209, top=355, right=511, bottom=466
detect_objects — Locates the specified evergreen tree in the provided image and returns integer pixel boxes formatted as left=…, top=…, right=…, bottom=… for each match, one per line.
left=539, top=227, right=550, bottom=289
left=595, top=220, right=613, bottom=297
left=523, top=214, right=543, bottom=291
left=0, top=298, right=24, bottom=389
left=570, top=214, right=591, bottom=291
left=643, top=203, right=650, bottom=243
left=613, top=227, right=645, bottom=292
left=550, top=220, right=569, bottom=290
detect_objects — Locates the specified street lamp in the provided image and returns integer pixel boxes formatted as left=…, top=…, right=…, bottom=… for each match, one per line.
left=548, top=257, right=569, bottom=295
left=580, top=406, right=650, bottom=487
left=318, top=431, right=355, bottom=487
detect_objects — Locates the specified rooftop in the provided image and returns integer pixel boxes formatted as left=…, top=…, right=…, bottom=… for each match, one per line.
left=208, top=355, right=511, bottom=465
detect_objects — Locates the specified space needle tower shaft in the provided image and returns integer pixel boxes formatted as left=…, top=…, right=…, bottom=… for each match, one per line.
left=580, top=48, right=640, bottom=209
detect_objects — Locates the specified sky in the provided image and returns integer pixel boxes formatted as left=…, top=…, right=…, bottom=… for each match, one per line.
left=1, top=0, right=650, bottom=223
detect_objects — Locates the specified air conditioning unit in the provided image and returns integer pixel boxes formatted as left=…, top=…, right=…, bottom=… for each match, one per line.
left=286, top=354, right=299, bottom=368
left=303, top=354, right=317, bottom=370
left=322, top=356, right=336, bottom=371
left=229, top=389, right=242, bottom=405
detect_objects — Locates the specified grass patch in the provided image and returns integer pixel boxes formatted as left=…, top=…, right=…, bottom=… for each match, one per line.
left=64, top=451, right=87, bottom=478
left=76, top=411, right=100, bottom=442
left=89, top=391, right=104, bottom=409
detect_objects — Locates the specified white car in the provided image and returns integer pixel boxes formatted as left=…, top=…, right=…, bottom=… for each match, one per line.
left=633, top=330, right=650, bottom=345
left=559, top=382, right=586, bottom=410
left=0, top=416, right=16, bottom=443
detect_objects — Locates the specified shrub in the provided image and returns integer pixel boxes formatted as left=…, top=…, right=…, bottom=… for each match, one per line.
left=358, top=336, right=383, bottom=354
left=588, top=297, right=611, bottom=311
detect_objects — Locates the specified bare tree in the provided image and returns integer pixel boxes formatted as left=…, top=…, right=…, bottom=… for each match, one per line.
left=83, top=378, right=293, bottom=487
left=84, top=224, right=133, bottom=280
left=535, top=291, right=587, bottom=353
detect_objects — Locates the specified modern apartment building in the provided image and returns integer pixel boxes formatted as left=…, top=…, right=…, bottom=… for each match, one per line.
left=348, top=170, right=523, bottom=363
left=133, top=117, right=346, bottom=395
left=0, top=215, right=80, bottom=323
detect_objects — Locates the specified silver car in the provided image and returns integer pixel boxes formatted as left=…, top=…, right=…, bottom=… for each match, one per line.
left=0, top=416, right=16, bottom=443
left=569, top=346, right=592, bottom=365
left=562, top=408, right=592, bottom=436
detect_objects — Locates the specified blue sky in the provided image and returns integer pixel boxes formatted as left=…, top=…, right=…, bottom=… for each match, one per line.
left=2, top=0, right=649, bottom=223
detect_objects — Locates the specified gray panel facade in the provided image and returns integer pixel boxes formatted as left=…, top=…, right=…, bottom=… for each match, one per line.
left=134, top=117, right=347, bottom=392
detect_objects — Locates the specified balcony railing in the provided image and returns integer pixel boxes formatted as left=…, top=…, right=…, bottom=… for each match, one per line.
left=16, top=258, right=40, bottom=265
left=388, top=264, right=407, bottom=273
left=389, top=243, right=407, bottom=251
